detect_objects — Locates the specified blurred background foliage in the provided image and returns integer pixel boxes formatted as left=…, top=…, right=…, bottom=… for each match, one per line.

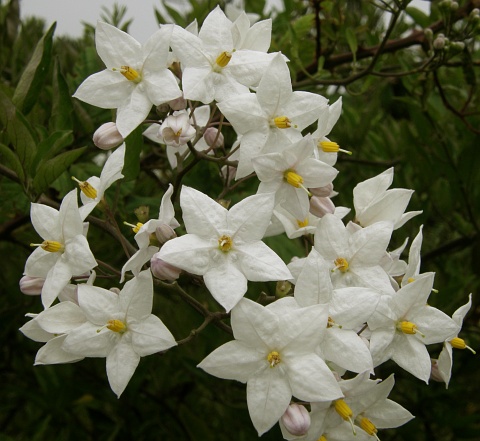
left=0, top=0, right=479, bottom=439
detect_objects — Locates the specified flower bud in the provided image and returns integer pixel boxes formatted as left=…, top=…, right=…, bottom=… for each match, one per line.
left=220, top=165, right=236, bottom=186
left=281, top=404, right=311, bottom=436
left=276, top=280, right=292, bottom=298
left=93, top=122, right=124, bottom=150
left=169, top=95, right=187, bottom=111
left=433, top=35, right=446, bottom=50
left=150, top=256, right=181, bottom=281
left=310, top=196, right=335, bottom=218
left=19, top=275, right=44, bottom=295
left=450, top=1, right=459, bottom=11
left=430, top=359, right=445, bottom=383
left=204, top=127, right=224, bottom=148
left=155, top=224, right=177, bottom=245
left=423, top=28, right=433, bottom=40
left=309, top=183, right=333, bottom=198
left=156, top=103, right=171, bottom=117
left=110, top=287, right=121, bottom=295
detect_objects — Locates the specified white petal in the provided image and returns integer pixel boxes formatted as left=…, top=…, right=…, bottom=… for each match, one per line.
left=30, top=203, right=59, bottom=240
left=37, top=301, right=85, bottom=334
left=78, top=284, right=120, bottom=325
left=130, top=314, right=177, bottom=356
left=120, top=270, right=153, bottom=320
left=115, top=86, right=153, bottom=137
left=41, top=259, right=73, bottom=308
left=35, top=335, right=84, bottom=365
left=391, top=334, right=431, bottom=383
left=63, top=322, right=118, bottom=357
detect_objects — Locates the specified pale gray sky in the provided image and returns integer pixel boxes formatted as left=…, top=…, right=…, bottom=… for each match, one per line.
left=20, top=0, right=430, bottom=43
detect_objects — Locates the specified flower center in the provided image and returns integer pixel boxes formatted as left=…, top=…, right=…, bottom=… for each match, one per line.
left=218, top=235, right=233, bottom=252
left=72, top=176, right=98, bottom=199
left=124, top=221, right=144, bottom=234
left=106, top=319, right=127, bottom=333
left=319, top=140, right=352, bottom=155
left=113, top=65, right=141, bottom=83
left=450, top=337, right=476, bottom=354
left=215, top=51, right=232, bottom=68
left=396, top=320, right=425, bottom=337
left=273, top=116, right=292, bottom=129
left=318, top=436, right=327, bottom=441
left=267, top=350, right=281, bottom=368
left=297, top=218, right=309, bottom=228
left=333, top=257, right=349, bottom=273
left=30, top=240, right=65, bottom=253
left=284, top=170, right=303, bottom=188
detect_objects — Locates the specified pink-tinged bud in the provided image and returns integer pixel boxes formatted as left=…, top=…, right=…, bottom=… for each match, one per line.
left=150, top=256, right=181, bottom=281
left=155, top=224, right=177, bottom=245
left=310, top=196, right=335, bottom=218
left=204, top=127, right=224, bottom=148
left=93, top=122, right=124, bottom=150
left=281, top=404, right=311, bottom=436
left=19, top=276, right=44, bottom=295
left=169, top=95, right=187, bottom=111
left=309, top=183, right=333, bottom=198
left=430, top=359, right=445, bottom=383
left=220, top=165, right=236, bottom=186
left=110, top=287, right=121, bottom=295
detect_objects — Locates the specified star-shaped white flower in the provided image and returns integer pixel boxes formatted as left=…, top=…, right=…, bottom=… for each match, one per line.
left=72, top=143, right=125, bottom=220
left=157, top=186, right=291, bottom=312
left=198, top=298, right=343, bottom=436
left=73, top=22, right=181, bottom=137
left=62, top=270, right=177, bottom=397
left=25, top=190, right=97, bottom=308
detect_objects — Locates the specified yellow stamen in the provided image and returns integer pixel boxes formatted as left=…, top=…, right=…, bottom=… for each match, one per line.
left=333, top=257, right=349, bottom=273
left=30, top=240, right=65, bottom=253
left=215, top=51, right=232, bottom=68
left=267, top=351, right=281, bottom=368
left=327, top=316, right=343, bottom=329
left=450, top=337, right=476, bottom=354
left=106, top=319, right=127, bottom=333
left=113, top=65, right=141, bottom=82
left=358, top=416, right=379, bottom=438
left=334, top=399, right=356, bottom=435
left=407, top=277, right=415, bottom=283
left=284, top=170, right=303, bottom=188
left=397, top=320, right=425, bottom=337
left=274, top=116, right=292, bottom=129
left=297, top=218, right=309, bottom=228
left=124, top=221, right=143, bottom=234
left=319, top=141, right=352, bottom=155
left=318, top=436, right=327, bottom=441
left=218, top=235, right=233, bottom=252
left=72, top=176, right=98, bottom=199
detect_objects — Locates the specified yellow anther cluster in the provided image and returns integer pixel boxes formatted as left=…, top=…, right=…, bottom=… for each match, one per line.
left=318, top=436, right=327, bottom=441
left=114, top=65, right=141, bottom=82
left=274, top=116, right=292, bottom=129
left=218, top=235, right=233, bottom=252
left=319, top=140, right=352, bottom=155
left=215, top=51, right=232, bottom=68
left=267, top=350, right=281, bottom=368
left=358, top=416, right=378, bottom=436
left=30, top=240, right=65, bottom=253
left=397, top=320, right=423, bottom=336
left=72, top=177, right=98, bottom=199
left=334, top=257, right=349, bottom=273
left=334, top=399, right=353, bottom=421
left=284, top=170, right=304, bottom=188
left=297, top=218, right=309, bottom=228
left=106, top=319, right=127, bottom=333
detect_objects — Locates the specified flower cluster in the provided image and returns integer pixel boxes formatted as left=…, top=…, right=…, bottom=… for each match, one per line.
left=19, top=5, right=475, bottom=438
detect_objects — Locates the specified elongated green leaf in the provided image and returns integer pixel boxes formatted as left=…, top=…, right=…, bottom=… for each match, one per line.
left=51, top=59, right=74, bottom=131
left=406, top=6, right=430, bottom=28
left=0, top=142, right=25, bottom=182
left=345, top=27, right=358, bottom=64
left=33, top=146, right=86, bottom=194
left=34, top=130, right=74, bottom=167
left=12, top=22, right=56, bottom=114
left=122, top=126, right=143, bottom=181
left=6, top=109, right=38, bottom=175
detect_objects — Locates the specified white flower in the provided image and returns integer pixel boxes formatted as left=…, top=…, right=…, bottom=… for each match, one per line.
left=368, top=273, right=459, bottom=382
left=62, top=270, right=177, bottom=397
left=121, top=184, right=179, bottom=282
left=353, top=168, right=422, bottom=230
left=25, top=190, right=97, bottom=308
left=436, top=293, right=475, bottom=387
left=157, top=186, right=291, bottom=312
left=198, top=298, right=343, bottom=435
left=72, top=143, right=125, bottom=220
left=73, top=22, right=181, bottom=137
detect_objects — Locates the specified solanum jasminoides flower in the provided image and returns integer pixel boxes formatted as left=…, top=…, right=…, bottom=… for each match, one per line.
left=73, top=22, right=181, bottom=137
left=157, top=186, right=291, bottom=312
left=24, top=190, right=97, bottom=308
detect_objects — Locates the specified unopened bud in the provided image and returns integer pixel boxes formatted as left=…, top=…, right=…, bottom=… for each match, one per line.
left=309, top=183, right=333, bottom=198
left=109, top=287, right=121, bottom=295
left=310, top=196, right=335, bottom=218
left=19, top=275, right=44, bottom=295
left=220, top=165, right=236, bottom=186
left=424, top=28, right=433, bottom=40
left=276, top=280, right=292, bottom=298
left=156, top=103, right=170, bottom=117
left=433, top=35, right=446, bottom=50
left=150, top=256, right=181, bottom=281
left=281, top=404, right=311, bottom=436
left=93, top=122, right=124, bottom=150
left=155, top=224, right=177, bottom=245
left=430, top=358, right=445, bottom=383
left=450, top=1, right=459, bottom=10
left=169, top=95, right=187, bottom=111
left=450, top=41, right=465, bottom=51
left=204, top=127, right=224, bottom=148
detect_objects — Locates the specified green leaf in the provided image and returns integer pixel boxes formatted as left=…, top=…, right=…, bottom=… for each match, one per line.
left=33, top=130, right=74, bottom=167
left=345, top=27, right=358, bottom=64
left=32, top=146, right=86, bottom=194
left=405, top=6, right=430, bottom=28
left=0, top=142, right=25, bottom=182
left=51, top=59, right=74, bottom=131
left=12, top=22, right=56, bottom=114
left=122, top=126, right=143, bottom=181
